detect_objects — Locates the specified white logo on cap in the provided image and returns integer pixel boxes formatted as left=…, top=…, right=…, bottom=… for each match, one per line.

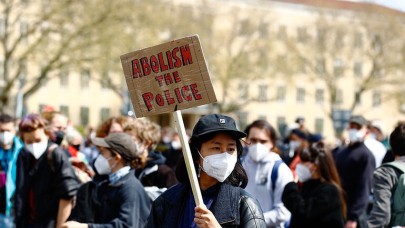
left=219, top=118, right=226, bottom=124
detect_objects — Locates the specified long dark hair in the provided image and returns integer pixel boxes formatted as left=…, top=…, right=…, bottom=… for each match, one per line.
left=175, top=132, right=248, bottom=188
left=300, top=142, right=347, bottom=219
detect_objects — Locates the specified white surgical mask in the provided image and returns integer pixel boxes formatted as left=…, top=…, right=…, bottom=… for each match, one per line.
left=0, top=131, right=14, bottom=146
left=289, top=141, right=301, bottom=151
left=348, top=129, right=365, bottom=143
left=369, top=133, right=377, bottom=140
left=171, top=140, right=181, bottom=150
left=248, top=143, right=271, bottom=162
left=199, top=152, right=237, bottom=182
left=94, top=155, right=112, bottom=175
left=26, top=140, right=48, bottom=159
left=296, top=163, right=312, bottom=183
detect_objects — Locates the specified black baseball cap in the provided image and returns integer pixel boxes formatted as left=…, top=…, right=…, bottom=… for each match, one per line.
left=92, top=132, right=140, bottom=162
left=191, top=114, right=246, bottom=139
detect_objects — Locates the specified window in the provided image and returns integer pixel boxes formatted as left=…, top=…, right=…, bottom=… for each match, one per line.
left=259, top=22, right=269, bottom=38
left=59, top=68, right=69, bottom=87
left=354, top=33, right=362, bottom=48
left=334, top=59, right=344, bottom=77
left=100, top=107, right=110, bottom=122
left=354, top=62, right=362, bottom=77
left=315, top=58, right=325, bottom=74
left=276, top=86, right=286, bottom=102
left=237, top=112, right=248, bottom=130
left=372, top=91, right=381, bottom=107
left=296, top=88, right=305, bottom=103
left=81, top=69, right=90, bottom=88
left=20, top=21, right=28, bottom=44
left=334, top=31, right=344, bottom=49
left=277, top=116, right=287, bottom=138
left=239, top=19, right=250, bottom=35
left=315, top=118, right=324, bottom=134
left=335, top=89, right=343, bottom=105
left=297, top=27, right=308, bottom=43
left=317, top=28, right=327, bottom=47
left=355, top=91, right=362, bottom=105
left=258, top=85, right=268, bottom=102
left=277, top=25, right=286, bottom=40
left=238, top=83, right=248, bottom=100
left=101, top=70, right=109, bottom=89
left=80, top=106, right=89, bottom=126
left=60, top=105, right=69, bottom=117
left=315, top=89, right=324, bottom=103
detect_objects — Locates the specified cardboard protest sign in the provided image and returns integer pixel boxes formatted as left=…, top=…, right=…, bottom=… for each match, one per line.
left=120, top=35, right=217, bottom=117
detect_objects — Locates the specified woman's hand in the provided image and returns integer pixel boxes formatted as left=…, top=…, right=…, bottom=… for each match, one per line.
left=194, top=205, right=221, bottom=228
left=61, top=221, right=88, bottom=228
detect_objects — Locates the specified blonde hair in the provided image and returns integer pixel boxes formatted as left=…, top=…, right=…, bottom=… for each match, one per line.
left=124, top=118, right=161, bottom=150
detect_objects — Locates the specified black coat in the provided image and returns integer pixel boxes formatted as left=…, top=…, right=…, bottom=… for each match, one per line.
left=282, top=180, right=345, bottom=228
left=146, top=183, right=266, bottom=228
left=14, top=143, right=79, bottom=228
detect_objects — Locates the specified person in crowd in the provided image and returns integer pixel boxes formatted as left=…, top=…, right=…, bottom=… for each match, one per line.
left=288, top=128, right=309, bottom=179
left=0, top=114, right=24, bottom=219
left=42, top=111, right=69, bottom=146
left=163, top=132, right=185, bottom=171
left=63, top=133, right=150, bottom=228
left=282, top=142, right=346, bottom=227
left=146, top=114, right=266, bottom=227
left=242, top=120, right=293, bottom=227
left=124, top=118, right=178, bottom=188
left=369, top=120, right=395, bottom=164
left=14, top=113, right=79, bottom=227
left=295, top=117, right=311, bottom=135
left=82, top=126, right=98, bottom=165
left=334, top=115, right=375, bottom=228
left=368, top=122, right=405, bottom=227
left=95, top=116, right=131, bottom=138
left=63, top=133, right=151, bottom=227
left=365, top=121, right=387, bottom=168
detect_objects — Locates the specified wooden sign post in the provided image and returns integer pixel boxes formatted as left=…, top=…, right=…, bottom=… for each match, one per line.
left=120, top=35, right=217, bottom=206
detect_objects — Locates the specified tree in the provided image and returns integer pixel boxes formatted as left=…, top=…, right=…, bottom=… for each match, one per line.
left=285, top=8, right=405, bottom=136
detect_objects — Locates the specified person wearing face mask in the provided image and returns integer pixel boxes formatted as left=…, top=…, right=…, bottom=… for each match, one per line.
left=242, top=120, right=293, bottom=227
left=334, top=115, right=376, bottom=228
left=0, top=114, right=24, bottom=222
left=364, top=121, right=387, bottom=168
left=146, top=114, right=266, bottom=228
left=41, top=111, right=69, bottom=147
left=282, top=142, right=346, bottom=227
left=14, top=114, right=79, bottom=228
left=287, top=129, right=309, bottom=181
left=62, top=133, right=151, bottom=228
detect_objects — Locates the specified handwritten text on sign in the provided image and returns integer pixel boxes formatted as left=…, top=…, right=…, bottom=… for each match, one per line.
left=120, top=35, right=216, bottom=117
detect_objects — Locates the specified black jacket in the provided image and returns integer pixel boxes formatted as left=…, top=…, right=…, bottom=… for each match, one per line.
left=146, top=183, right=266, bottom=228
left=14, top=142, right=79, bottom=228
left=334, top=142, right=375, bottom=221
left=282, top=180, right=345, bottom=228
left=87, top=170, right=151, bottom=228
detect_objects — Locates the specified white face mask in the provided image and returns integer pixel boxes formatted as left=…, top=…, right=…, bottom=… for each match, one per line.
left=199, top=152, right=237, bottom=182
left=289, top=140, right=301, bottom=151
left=348, top=129, right=365, bottom=143
left=171, top=140, right=181, bottom=150
left=26, top=140, right=48, bottom=159
left=248, top=143, right=271, bottom=162
left=296, top=163, right=312, bottom=183
left=369, top=133, right=377, bottom=140
left=0, top=131, right=14, bottom=146
left=94, top=155, right=112, bottom=175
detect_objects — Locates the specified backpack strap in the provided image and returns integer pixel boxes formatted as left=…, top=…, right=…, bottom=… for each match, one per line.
left=383, top=161, right=405, bottom=174
left=271, top=160, right=283, bottom=192
left=47, top=143, right=58, bottom=172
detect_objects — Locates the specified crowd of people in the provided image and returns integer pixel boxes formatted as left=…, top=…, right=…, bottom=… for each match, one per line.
left=0, top=109, right=403, bottom=227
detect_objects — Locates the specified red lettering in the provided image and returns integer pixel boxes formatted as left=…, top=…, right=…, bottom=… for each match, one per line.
left=166, top=51, right=174, bottom=69
left=131, top=59, right=142, bottom=78
left=164, top=73, right=173, bottom=85
left=181, top=86, right=192, bottom=101
left=158, top=52, right=169, bottom=72
left=156, top=94, right=164, bottom=107
left=150, top=55, right=159, bottom=73
left=174, top=88, right=183, bottom=103
left=164, top=90, right=175, bottom=105
left=140, top=57, right=151, bottom=76
left=142, top=92, right=154, bottom=111
left=172, top=47, right=182, bottom=68
left=173, top=71, right=181, bottom=83
left=180, top=45, right=193, bottom=66
left=190, top=83, right=202, bottom=100
left=155, top=75, right=164, bottom=87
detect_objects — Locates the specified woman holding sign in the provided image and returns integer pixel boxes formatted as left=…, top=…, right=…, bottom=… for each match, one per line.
left=146, top=114, right=266, bottom=228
